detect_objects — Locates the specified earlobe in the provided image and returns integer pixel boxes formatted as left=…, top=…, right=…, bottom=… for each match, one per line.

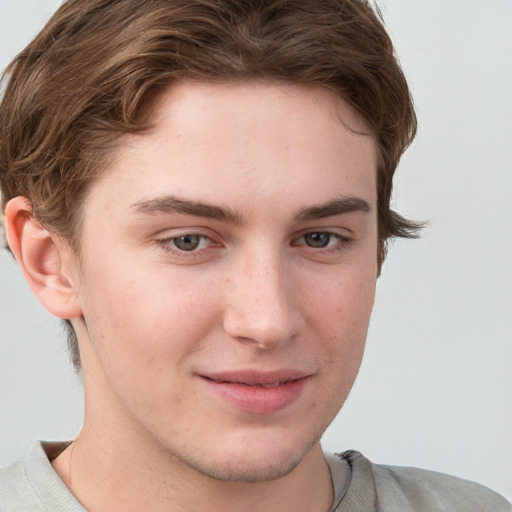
left=4, top=196, right=82, bottom=319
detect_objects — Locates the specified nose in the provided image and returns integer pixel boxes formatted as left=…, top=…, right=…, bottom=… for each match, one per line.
left=222, top=249, right=301, bottom=349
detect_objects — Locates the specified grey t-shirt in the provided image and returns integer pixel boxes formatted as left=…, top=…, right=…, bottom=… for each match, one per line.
left=1, top=441, right=510, bottom=511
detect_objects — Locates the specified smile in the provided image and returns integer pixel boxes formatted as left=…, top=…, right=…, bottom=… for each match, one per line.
left=200, top=370, right=310, bottom=415
left=208, top=378, right=293, bottom=388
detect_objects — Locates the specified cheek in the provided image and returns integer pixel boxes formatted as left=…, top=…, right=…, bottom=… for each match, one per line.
left=79, top=256, right=221, bottom=370
left=306, top=261, right=376, bottom=334
left=303, top=262, right=375, bottom=380
left=78, top=263, right=223, bottom=417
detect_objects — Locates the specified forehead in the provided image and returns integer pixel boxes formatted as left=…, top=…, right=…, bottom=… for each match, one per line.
left=148, top=79, right=372, bottom=133
left=82, top=80, right=377, bottom=222
left=144, top=80, right=374, bottom=164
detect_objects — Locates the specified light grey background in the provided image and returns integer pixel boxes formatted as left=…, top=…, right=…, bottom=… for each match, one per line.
left=1, top=0, right=511, bottom=501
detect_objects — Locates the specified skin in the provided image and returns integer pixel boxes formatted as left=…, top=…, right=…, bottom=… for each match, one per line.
left=7, top=81, right=378, bottom=512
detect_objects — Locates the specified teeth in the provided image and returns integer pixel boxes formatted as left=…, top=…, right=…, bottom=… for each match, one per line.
left=260, top=381, right=287, bottom=388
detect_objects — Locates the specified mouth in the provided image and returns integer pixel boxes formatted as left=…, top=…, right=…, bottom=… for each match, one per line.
left=199, top=370, right=310, bottom=414
left=205, top=377, right=298, bottom=388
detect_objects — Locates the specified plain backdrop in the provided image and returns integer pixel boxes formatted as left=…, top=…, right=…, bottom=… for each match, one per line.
left=1, top=0, right=511, bottom=501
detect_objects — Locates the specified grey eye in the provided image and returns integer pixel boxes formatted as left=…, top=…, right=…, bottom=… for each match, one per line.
left=173, top=234, right=202, bottom=251
left=303, top=232, right=332, bottom=248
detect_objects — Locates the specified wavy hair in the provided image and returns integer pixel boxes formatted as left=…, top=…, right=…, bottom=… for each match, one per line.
left=0, top=0, right=421, bottom=370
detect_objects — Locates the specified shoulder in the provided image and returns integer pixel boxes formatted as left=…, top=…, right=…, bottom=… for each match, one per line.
left=339, top=450, right=511, bottom=512
left=0, top=452, right=42, bottom=511
left=0, top=441, right=83, bottom=512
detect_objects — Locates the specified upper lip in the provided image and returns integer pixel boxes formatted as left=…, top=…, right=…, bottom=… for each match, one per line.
left=200, top=369, right=310, bottom=386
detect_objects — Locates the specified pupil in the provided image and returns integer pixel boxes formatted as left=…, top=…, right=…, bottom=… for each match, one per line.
left=305, top=232, right=330, bottom=248
left=174, top=235, right=201, bottom=251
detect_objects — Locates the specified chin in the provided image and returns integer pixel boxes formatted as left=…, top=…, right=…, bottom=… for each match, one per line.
left=177, top=430, right=322, bottom=483
left=189, top=452, right=302, bottom=483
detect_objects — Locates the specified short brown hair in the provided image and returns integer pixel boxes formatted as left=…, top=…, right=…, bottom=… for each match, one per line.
left=0, top=0, right=421, bottom=370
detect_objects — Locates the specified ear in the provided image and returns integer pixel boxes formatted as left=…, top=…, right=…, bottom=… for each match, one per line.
left=4, top=196, right=83, bottom=319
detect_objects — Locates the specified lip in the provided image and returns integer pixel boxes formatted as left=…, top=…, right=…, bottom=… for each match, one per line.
left=199, top=369, right=310, bottom=415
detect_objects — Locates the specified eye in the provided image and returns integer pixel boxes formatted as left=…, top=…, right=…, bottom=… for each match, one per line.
left=290, top=230, right=354, bottom=259
left=297, top=231, right=346, bottom=248
left=172, top=234, right=207, bottom=251
left=302, top=232, right=336, bottom=248
left=158, top=233, right=212, bottom=253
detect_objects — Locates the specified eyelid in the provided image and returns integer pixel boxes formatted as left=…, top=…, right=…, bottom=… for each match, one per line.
left=292, top=227, right=353, bottom=242
left=290, top=229, right=354, bottom=256
left=155, top=227, right=222, bottom=258
left=155, top=225, right=214, bottom=237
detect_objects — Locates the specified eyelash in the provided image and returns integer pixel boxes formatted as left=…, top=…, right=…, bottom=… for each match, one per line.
left=156, top=230, right=353, bottom=257
left=292, top=232, right=352, bottom=251
left=157, top=233, right=215, bottom=256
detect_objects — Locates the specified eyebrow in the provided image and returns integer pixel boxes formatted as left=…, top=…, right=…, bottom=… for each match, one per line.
left=293, top=196, right=371, bottom=222
left=132, top=196, right=243, bottom=224
left=131, top=195, right=370, bottom=224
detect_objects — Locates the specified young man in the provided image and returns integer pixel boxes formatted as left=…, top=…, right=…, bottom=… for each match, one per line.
left=0, top=1, right=510, bottom=511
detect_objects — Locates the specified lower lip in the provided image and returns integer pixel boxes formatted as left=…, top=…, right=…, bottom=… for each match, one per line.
left=201, top=377, right=309, bottom=415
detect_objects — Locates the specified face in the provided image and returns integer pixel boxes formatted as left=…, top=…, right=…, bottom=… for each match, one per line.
left=71, top=81, right=378, bottom=482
